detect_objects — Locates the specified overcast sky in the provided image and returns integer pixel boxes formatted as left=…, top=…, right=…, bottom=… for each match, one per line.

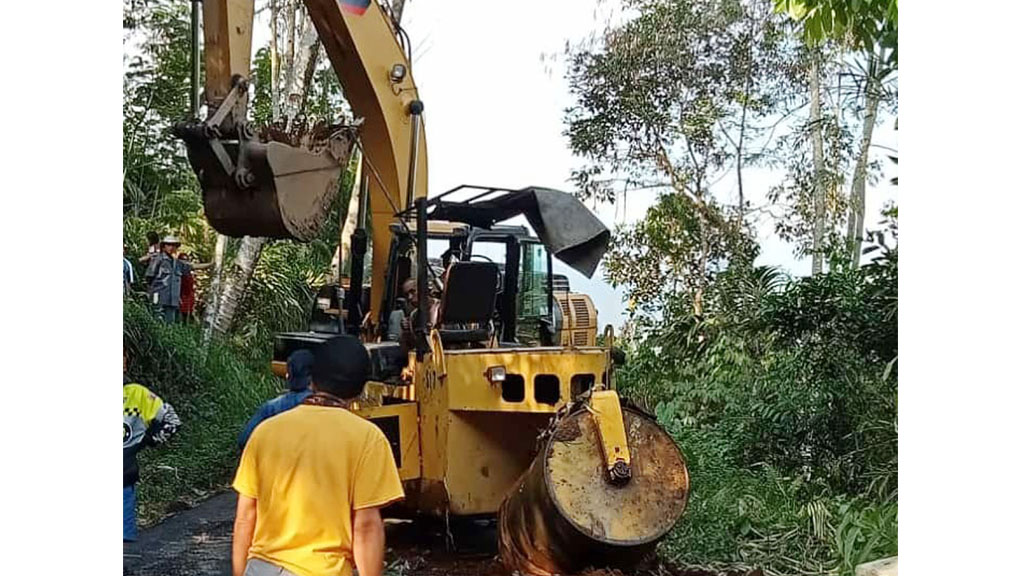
left=258, top=0, right=899, bottom=329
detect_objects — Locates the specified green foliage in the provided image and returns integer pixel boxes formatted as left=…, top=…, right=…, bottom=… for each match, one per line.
left=566, top=0, right=802, bottom=204
left=251, top=47, right=275, bottom=126
left=124, top=299, right=280, bottom=523
left=618, top=223, right=897, bottom=573
left=775, top=0, right=898, bottom=66
left=124, top=0, right=197, bottom=217
left=605, top=193, right=757, bottom=314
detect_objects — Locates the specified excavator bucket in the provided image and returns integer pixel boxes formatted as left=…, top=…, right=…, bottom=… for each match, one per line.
left=177, top=127, right=354, bottom=242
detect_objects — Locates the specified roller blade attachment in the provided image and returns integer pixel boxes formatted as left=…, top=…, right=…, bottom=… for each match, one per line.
left=498, top=396, right=690, bottom=576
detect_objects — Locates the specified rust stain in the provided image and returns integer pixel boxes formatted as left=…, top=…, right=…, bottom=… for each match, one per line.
left=551, top=416, right=582, bottom=442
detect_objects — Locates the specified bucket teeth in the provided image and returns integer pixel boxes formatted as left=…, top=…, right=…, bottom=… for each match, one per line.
left=176, top=123, right=355, bottom=241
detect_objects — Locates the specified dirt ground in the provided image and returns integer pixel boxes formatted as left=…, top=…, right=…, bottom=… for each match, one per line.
left=122, top=492, right=759, bottom=576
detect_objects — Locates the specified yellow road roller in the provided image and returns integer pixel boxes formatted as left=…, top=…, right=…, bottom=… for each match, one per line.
left=175, top=0, right=689, bottom=572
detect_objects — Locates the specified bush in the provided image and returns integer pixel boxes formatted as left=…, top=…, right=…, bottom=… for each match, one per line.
left=123, top=299, right=279, bottom=524
left=618, top=250, right=897, bottom=575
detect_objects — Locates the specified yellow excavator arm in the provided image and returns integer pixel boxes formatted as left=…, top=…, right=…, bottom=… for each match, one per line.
left=178, top=0, right=427, bottom=324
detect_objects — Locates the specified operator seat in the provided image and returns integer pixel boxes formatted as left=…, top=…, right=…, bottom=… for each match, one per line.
left=309, top=284, right=344, bottom=334
left=435, top=261, right=500, bottom=346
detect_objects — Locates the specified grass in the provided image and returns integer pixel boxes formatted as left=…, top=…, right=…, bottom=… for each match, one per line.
left=124, top=299, right=279, bottom=524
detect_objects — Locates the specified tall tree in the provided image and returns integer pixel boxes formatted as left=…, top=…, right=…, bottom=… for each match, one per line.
left=564, top=0, right=799, bottom=314
left=766, top=49, right=853, bottom=271
left=776, top=0, right=897, bottom=267
left=844, top=52, right=887, bottom=264
left=808, top=51, right=827, bottom=274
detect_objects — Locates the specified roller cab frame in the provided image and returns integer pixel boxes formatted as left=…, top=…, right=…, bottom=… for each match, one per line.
left=271, top=185, right=640, bottom=517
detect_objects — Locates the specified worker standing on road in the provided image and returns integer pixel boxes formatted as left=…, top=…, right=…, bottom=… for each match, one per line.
left=236, top=349, right=315, bottom=450
left=124, top=350, right=181, bottom=542
left=231, top=336, right=404, bottom=576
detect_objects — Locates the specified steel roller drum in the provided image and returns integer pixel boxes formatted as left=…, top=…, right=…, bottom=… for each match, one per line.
left=499, top=405, right=689, bottom=575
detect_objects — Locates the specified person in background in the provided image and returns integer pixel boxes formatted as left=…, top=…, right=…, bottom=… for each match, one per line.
left=237, top=349, right=315, bottom=450
left=123, top=245, right=135, bottom=297
left=386, top=278, right=417, bottom=342
left=139, top=231, right=161, bottom=268
left=178, top=252, right=197, bottom=323
left=124, top=349, right=181, bottom=542
left=146, top=236, right=211, bottom=323
left=232, top=336, right=403, bottom=576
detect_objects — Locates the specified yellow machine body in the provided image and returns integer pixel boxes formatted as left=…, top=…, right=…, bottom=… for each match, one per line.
left=191, top=2, right=688, bottom=573
left=351, top=344, right=610, bottom=515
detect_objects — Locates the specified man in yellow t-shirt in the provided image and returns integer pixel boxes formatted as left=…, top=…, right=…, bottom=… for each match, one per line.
left=231, top=336, right=404, bottom=576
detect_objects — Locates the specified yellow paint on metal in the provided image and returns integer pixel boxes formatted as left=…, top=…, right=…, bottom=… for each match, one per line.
left=397, top=346, right=611, bottom=515
left=499, top=407, right=690, bottom=575
left=590, top=389, right=631, bottom=473
left=444, top=411, right=552, bottom=514
left=442, top=347, right=608, bottom=413
left=353, top=402, right=422, bottom=481
left=202, top=0, right=255, bottom=102
left=396, top=220, right=469, bottom=236
left=305, top=0, right=429, bottom=327
left=429, top=329, right=447, bottom=379
left=270, top=360, right=286, bottom=379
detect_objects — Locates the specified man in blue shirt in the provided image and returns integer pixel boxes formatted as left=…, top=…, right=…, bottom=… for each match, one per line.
left=237, top=349, right=315, bottom=449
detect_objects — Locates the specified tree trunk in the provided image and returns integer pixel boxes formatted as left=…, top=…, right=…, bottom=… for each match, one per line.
left=296, top=44, right=321, bottom=120
left=809, top=53, right=827, bottom=275
left=202, top=233, right=229, bottom=346
left=213, top=236, right=268, bottom=335
left=846, top=68, right=881, bottom=267
left=284, top=1, right=297, bottom=71
left=281, top=10, right=319, bottom=127
left=332, top=150, right=363, bottom=281
left=735, top=4, right=758, bottom=224
left=270, top=0, right=281, bottom=116
left=208, top=5, right=321, bottom=337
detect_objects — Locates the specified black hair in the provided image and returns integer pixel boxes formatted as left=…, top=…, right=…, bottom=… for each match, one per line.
left=312, top=336, right=370, bottom=399
left=147, top=231, right=160, bottom=245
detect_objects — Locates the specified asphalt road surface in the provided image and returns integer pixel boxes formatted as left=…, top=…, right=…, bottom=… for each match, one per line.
left=124, top=492, right=236, bottom=576
left=122, top=491, right=505, bottom=576
left=122, top=492, right=753, bottom=576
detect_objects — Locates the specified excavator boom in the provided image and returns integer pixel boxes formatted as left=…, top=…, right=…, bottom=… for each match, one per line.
left=176, top=0, right=427, bottom=324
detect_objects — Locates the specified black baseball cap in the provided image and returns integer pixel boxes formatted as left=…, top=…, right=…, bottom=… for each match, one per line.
left=312, top=336, right=370, bottom=399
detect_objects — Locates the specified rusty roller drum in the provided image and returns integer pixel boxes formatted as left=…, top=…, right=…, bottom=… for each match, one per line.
left=499, top=406, right=689, bottom=575
left=179, top=130, right=352, bottom=241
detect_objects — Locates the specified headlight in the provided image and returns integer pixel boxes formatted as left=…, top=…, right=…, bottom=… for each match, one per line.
left=485, top=365, right=506, bottom=385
